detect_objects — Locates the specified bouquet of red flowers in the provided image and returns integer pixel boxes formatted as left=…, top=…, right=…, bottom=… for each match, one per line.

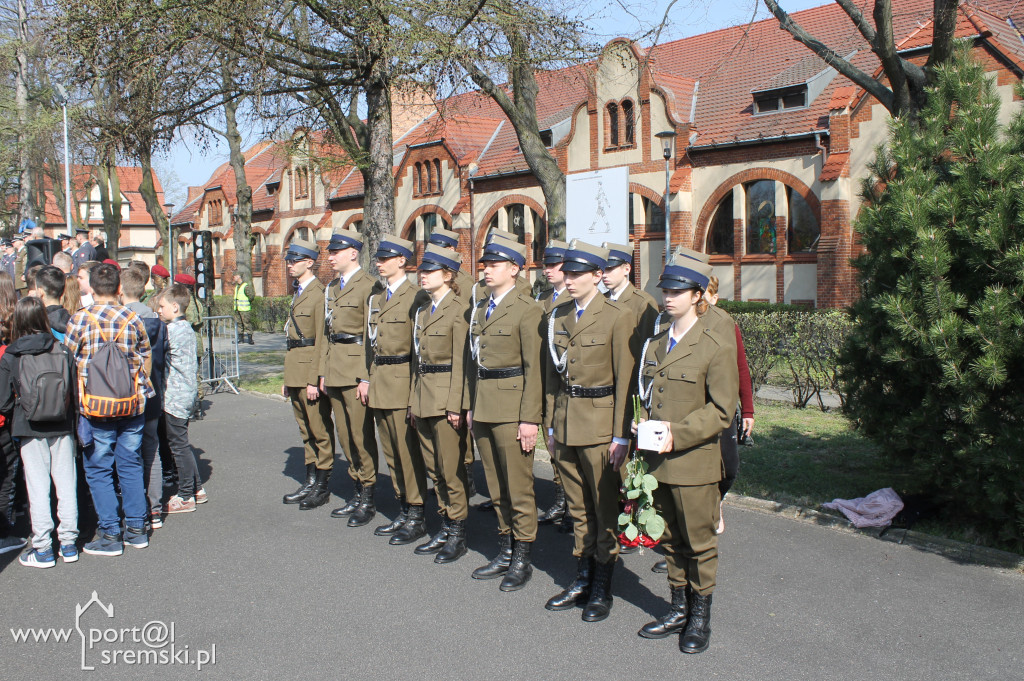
left=618, top=397, right=666, bottom=550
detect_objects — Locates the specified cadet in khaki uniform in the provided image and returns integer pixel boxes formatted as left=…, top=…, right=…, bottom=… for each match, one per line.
left=320, top=229, right=383, bottom=527
left=280, top=239, right=336, bottom=510
left=426, top=228, right=475, bottom=497
left=368, top=236, right=430, bottom=545
left=535, top=239, right=572, bottom=528
left=409, top=245, right=471, bottom=563
left=542, top=241, right=635, bottom=622
left=602, top=241, right=660, bottom=350
left=636, top=258, right=738, bottom=654
left=466, top=239, right=543, bottom=591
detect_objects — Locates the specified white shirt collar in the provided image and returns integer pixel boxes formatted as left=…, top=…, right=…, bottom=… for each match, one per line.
left=609, top=280, right=630, bottom=301
left=432, top=289, right=450, bottom=309
left=295, top=276, right=315, bottom=296
left=340, top=265, right=361, bottom=281
left=387, top=274, right=408, bottom=295
left=667, top=317, right=699, bottom=350
left=489, top=286, right=514, bottom=308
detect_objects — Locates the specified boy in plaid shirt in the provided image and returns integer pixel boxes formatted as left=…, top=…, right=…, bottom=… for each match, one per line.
left=65, top=264, right=155, bottom=556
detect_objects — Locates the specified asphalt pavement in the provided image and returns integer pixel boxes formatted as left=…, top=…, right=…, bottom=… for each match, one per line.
left=1, top=391, right=1021, bottom=680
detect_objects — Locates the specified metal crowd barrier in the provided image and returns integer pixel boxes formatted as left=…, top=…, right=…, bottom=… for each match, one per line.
left=199, top=315, right=240, bottom=394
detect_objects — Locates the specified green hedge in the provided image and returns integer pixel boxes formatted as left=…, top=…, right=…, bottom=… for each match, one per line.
left=718, top=299, right=816, bottom=314
left=734, top=309, right=852, bottom=410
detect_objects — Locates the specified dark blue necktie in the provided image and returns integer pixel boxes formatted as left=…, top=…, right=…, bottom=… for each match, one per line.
left=667, top=337, right=677, bottom=353
left=386, top=288, right=392, bottom=302
left=552, top=290, right=560, bottom=302
left=431, top=303, right=437, bottom=314
left=338, top=276, right=345, bottom=290
left=576, top=307, right=584, bottom=321
left=486, top=298, right=496, bottom=320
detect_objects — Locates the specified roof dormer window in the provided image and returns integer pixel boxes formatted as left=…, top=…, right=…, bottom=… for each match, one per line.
left=754, top=86, right=807, bottom=114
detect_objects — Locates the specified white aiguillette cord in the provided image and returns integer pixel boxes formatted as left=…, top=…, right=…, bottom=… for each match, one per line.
left=638, top=316, right=698, bottom=409
left=547, top=312, right=569, bottom=375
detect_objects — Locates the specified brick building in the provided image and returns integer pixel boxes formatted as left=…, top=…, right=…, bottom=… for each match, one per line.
left=170, top=0, right=1024, bottom=306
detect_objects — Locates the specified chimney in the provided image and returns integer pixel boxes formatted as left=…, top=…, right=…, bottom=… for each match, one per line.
left=391, top=81, right=437, bottom=140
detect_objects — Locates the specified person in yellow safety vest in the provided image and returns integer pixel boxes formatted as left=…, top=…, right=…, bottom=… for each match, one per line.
left=232, top=272, right=255, bottom=345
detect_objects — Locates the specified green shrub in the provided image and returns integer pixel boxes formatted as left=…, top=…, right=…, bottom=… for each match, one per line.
left=840, top=50, right=1024, bottom=548
left=718, top=299, right=813, bottom=314
left=211, top=294, right=293, bottom=332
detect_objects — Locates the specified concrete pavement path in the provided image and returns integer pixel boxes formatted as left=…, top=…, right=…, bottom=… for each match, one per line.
left=2, top=391, right=1020, bottom=680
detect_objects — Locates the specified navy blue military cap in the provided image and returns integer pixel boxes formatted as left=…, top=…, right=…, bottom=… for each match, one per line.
left=602, top=241, right=633, bottom=268
left=479, top=239, right=527, bottom=267
left=374, top=236, right=415, bottom=260
left=327, top=228, right=363, bottom=251
left=418, top=244, right=462, bottom=272
left=284, top=238, right=320, bottom=262
left=657, top=258, right=712, bottom=292
left=428, top=227, right=460, bottom=249
left=559, top=240, right=609, bottom=272
left=542, top=239, right=568, bottom=265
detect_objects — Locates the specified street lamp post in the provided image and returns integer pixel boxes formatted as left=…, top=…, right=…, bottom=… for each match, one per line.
left=164, top=202, right=175, bottom=280
left=54, top=84, right=73, bottom=234
left=467, top=162, right=479, bottom=278
left=655, top=130, right=675, bottom=264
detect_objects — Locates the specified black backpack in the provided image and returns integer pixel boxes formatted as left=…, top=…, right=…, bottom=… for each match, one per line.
left=17, top=343, right=72, bottom=422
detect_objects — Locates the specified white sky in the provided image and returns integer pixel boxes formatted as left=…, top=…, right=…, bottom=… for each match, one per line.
left=157, top=0, right=829, bottom=207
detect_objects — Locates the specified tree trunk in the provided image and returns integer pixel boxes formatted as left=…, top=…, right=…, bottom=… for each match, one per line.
left=359, top=68, right=395, bottom=269
left=15, top=0, right=35, bottom=230
left=96, top=154, right=123, bottom=260
left=137, top=142, right=170, bottom=268
left=223, top=65, right=255, bottom=292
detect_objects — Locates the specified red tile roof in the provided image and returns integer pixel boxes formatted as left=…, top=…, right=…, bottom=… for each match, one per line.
left=41, top=164, right=164, bottom=228
left=819, top=151, right=850, bottom=181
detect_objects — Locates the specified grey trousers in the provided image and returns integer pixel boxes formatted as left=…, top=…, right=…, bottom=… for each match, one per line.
left=20, top=435, right=78, bottom=550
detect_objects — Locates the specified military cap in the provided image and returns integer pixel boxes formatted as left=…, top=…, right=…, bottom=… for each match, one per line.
left=419, top=244, right=462, bottom=272
left=602, top=241, right=633, bottom=268
left=486, top=229, right=521, bottom=245
left=428, top=227, right=460, bottom=249
left=657, top=258, right=712, bottom=292
left=284, top=238, right=320, bottom=262
left=174, top=273, right=196, bottom=286
left=673, top=245, right=710, bottom=265
left=560, top=240, right=609, bottom=272
left=542, top=239, right=569, bottom=265
left=373, top=236, right=415, bottom=260
left=151, top=264, right=170, bottom=278
left=327, top=228, right=363, bottom=251
left=479, top=239, right=527, bottom=267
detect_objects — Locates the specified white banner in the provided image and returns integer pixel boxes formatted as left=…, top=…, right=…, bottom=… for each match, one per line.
left=566, top=167, right=629, bottom=246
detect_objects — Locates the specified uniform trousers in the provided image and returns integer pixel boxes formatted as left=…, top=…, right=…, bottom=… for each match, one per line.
left=416, top=415, right=469, bottom=520
left=472, top=421, right=537, bottom=542
left=288, top=387, right=335, bottom=470
left=326, top=385, right=378, bottom=486
left=654, top=482, right=720, bottom=596
left=374, top=408, right=426, bottom=506
left=719, top=410, right=740, bottom=498
left=552, top=442, right=620, bottom=564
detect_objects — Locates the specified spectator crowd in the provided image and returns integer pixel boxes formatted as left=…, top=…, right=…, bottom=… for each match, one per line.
left=0, top=259, right=208, bottom=568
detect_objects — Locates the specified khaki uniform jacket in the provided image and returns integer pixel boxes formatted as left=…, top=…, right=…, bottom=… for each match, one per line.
left=320, top=268, right=382, bottom=387
left=411, top=291, right=469, bottom=418
left=639, top=319, right=739, bottom=486
left=543, top=295, right=635, bottom=446
left=703, top=304, right=738, bottom=351
left=537, top=287, right=572, bottom=316
left=284, top=278, right=326, bottom=388
left=466, top=290, right=543, bottom=425
left=367, top=278, right=428, bottom=410
left=13, top=248, right=26, bottom=290
left=454, top=270, right=476, bottom=300
left=608, top=284, right=660, bottom=354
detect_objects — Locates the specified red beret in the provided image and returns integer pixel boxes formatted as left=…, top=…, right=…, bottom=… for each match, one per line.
left=151, top=265, right=170, bottom=278
left=102, top=259, right=121, bottom=270
left=174, top=273, right=196, bottom=286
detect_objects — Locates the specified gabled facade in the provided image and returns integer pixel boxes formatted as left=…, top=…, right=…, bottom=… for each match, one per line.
left=171, top=0, right=1024, bottom=306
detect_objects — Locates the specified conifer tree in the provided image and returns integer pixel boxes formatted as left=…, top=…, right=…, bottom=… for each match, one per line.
left=841, top=47, right=1024, bottom=548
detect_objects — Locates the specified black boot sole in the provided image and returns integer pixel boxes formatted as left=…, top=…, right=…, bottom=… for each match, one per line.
left=348, top=513, right=375, bottom=527
left=582, top=603, right=612, bottom=622
left=499, top=570, right=533, bottom=592
left=389, top=530, right=427, bottom=545
left=435, top=546, right=467, bottom=564
left=544, top=597, right=587, bottom=611
left=680, top=636, right=710, bottom=654
left=414, top=544, right=446, bottom=555
left=638, top=622, right=687, bottom=639
left=471, top=568, right=509, bottom=580
left=330, top=506, right=358, bottom=518
left=299, top=496, right=330, bottom=510
left=282, top=494, right=311, bottom=504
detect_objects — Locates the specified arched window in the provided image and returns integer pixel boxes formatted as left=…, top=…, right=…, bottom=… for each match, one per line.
left=289, top=226, right=311, bottom=245
left=706, top=191, right=734, bottom=255
left=434, top=159, right=442, bottom=193
left=414, top=162, right=422, bottom=195
left=425, top=162, right=433, bottom=195
left=418, top=212, right=450, bottom=244
left=745, top=180, right=776, bottom=254
left=507, top=203, right=526, bottom=242
left=607, top=102, right=619, bottom=147
left=787, top=187, right=819, bottom=253
left=351, top=220, right=364, bottom=234
left=622, top=100, right=635, bottom=146
left=642, top=196, right=665, bottom=234
left=531, top=209, right=548, bottom=262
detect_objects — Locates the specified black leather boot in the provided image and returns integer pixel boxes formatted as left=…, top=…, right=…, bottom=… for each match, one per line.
left=283, top=464, right=316, bottom=504
left=537, top=484, right=566, bottom=524
left=414, top=518, right=449, bottom=555
left=545, top=556, right=594, bottom=610
left=581, top=560, right=615, bottom=622
left=639, top=585, right=688, bottom=638
left=652, top=559, right=668, bottom=573
left=499, top=540, right=533, bottom=591
left=472, top=534, right=512, bottom=580
left=347, top=485, right=376, bottom=527
left=330, top=482, right=363, bottom=518
left=374, top=499, right=408, bottom=536
left=299, top=468, right=332, bottom=510
left=435, top=519, right=467, bottom=564
left=679, top=592, right=712, bottom=654
left=390, top=505, right=427, bottom=545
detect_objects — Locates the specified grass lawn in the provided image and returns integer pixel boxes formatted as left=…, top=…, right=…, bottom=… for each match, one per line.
left=238, top=375, right=285, bottom=395
left=241, top=351, right=287, bottom=366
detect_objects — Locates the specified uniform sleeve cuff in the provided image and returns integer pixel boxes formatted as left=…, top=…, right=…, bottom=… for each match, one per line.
left=612, top=437, right=629, bottom=446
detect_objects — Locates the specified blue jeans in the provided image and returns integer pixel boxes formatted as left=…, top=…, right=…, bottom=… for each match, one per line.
left=82, top=415, right=146, bottom=535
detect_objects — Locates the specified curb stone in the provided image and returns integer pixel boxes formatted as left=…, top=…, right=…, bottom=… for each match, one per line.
left=725, top=494, right=1024, bottom=574
left=236, top=388, right=1021, bottom=574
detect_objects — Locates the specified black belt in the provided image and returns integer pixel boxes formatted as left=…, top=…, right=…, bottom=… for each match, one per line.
left=418, top=363, right=452, bottom=375
left=286, top=338, right=316, bottom=350
left=329, top=332, right=363, bottom=345
left=478, top=366, right=523, bottom=379
left=566, top=384, right=614, bottom=398
left=374, top=354, right=412, bottom=365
